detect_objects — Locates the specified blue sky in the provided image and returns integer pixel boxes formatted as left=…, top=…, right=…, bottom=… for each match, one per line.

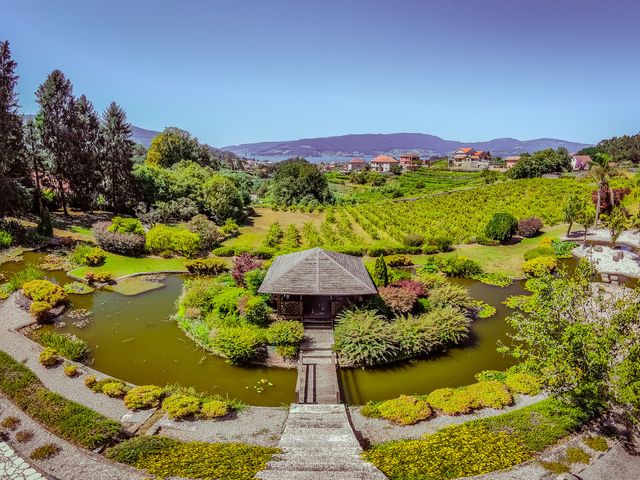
left=4, top=0, right=640, bottom=146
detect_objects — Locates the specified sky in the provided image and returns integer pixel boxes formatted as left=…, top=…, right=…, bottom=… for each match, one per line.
left=4, top=0, right=640, bottom=146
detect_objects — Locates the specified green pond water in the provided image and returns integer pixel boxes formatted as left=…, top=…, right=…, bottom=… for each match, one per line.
left=3, top=251, right=633, bottom=406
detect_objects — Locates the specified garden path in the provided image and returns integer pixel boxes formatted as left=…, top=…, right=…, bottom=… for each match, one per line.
left=0, top=294, right=129, bottom=421
left=0, top=441, right=46, bottom=480
left=297, top=329, right=340, bottom=404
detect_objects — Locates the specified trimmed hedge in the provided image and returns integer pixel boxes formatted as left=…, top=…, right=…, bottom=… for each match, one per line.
left=0, top=351, right=122, bottom=448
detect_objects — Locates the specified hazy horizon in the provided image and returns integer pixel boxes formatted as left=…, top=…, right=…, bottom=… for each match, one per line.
left=5, top=0, right=640, bottom=147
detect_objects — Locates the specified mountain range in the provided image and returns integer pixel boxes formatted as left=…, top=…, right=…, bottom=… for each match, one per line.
left=224, top=133, right=592, bottom=160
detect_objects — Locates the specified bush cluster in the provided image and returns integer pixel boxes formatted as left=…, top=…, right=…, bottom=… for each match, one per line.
left=361, top=395, right=433, bottom=425
left=427, top=381, right=513, bottom=415
left=108, top=216, right=145, bottom=235
left=106, top=436, right=278, bottom=480
left=0, top=228, right=13, bottom=248
left=187, top=214, right=223, bottom=250
left=212, top=326, right=266, bottom=365
left=35, top=331, right=90, bottom=361
left=146, top=225, right=202, bottom=258
left=185, top=258, right=228, bottom=276
left=94, top=221, right=146, bottom=256
left=334, top=307, right=470, bottom=367
left=522, top=256, right=557, bottom=277
left=485, top=212, right=518, bottom=242
left=266, top=320, right=304, bottom=358
left=124, top=385, right=165, bottom=410
left=70, top=243, right=106, bottom=266
left=22, top=279, right=68, bottom=320
left=434, top=256, right=482, bottom=277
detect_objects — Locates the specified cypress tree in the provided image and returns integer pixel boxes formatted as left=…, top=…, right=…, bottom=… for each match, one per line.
left=373, top=255, right=388, bottom=287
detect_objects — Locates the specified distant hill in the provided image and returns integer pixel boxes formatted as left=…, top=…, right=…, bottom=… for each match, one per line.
left=225, top=133, right=592, bottom=160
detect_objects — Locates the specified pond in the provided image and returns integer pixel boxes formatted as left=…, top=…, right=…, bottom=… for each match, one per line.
left=2, top=251, right=635, bottom=406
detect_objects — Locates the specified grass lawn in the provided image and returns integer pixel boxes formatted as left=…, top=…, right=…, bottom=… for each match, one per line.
left=69, top=252, right=187, bottom=279
left=411, top=223, right=569, bottom=278
left=225, top=206, right=325, bottom=249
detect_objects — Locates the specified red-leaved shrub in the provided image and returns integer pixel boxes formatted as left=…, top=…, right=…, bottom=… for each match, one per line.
left=517, top=217, right=543, bottom=238
left=392, top=279, right=427, bottom=298
left=379, top=286, right=417, bottom=314
left=232, top=253, right=262, bottom=287
left=591, top=187, right=631, bottom=213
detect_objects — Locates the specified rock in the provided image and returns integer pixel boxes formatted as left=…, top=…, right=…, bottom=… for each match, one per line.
left=593, top=245, right=604, bottom=252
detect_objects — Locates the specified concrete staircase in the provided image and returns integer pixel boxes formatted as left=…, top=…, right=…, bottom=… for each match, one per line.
left=256, top=404, right=387, bottom=480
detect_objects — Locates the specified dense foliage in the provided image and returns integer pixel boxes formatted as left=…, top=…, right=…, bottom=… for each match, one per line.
left=268, top=158, right=333, bottom=208
left=484, top=212, right=518, bottom=242
left=508, top=148, right=571, bottom=179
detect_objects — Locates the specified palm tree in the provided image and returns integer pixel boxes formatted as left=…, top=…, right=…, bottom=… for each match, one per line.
left=589, top=153, right=618, bottom=228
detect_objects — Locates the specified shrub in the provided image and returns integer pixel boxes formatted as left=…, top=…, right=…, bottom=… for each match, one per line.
left=552, top=240, right=578, bottom=258
left=517, top=216, right=543, bottom=237
left=363, top=423, right=530, bottom=480
left=231, top=253, right=262, bottom=287
left=84, top=375, right=97, bottom=388
left=266, top=320, right=304, bottom=346
left=212, top=326, right=265, bottom=365
left=427, top=381, right=513, bottom=415
left=485, top=212, right=518, bottom=242
left=430, top=235, right=454, bottom=252
left=505, top=372, right=542, bottom=395
left=84, top=271, right=113, bottom=284
left=63, top=281, right=94, bottom=295
left=15, top=430, right=33, bottom=443
left=87, top=377, right=124, bottom=394
left=564, top=446, right=591, bottom=464
left=251, top=246, right=275, bottom=259
left=108, top=216, right=145, bottom=235
left=583, top=435, right=609, bottom=452
left=391, top=314, right=440, bottom=357
left=1, top=416, right=20, bottom=430
left=187, top=214, right=223, bottom=250
left=275, top=344, right=298, bottom=359
left=22, top=279, right=68, bottom=308
left=436, top=255, right=482, bottom=277
left=385, top=255, right=412, bottom=267
left=239, top=295, right=272, bottom=325
left=372, top=255, right=389, bottom=287
left=523, top=246, right=555, bottom=261
left=471, top=272, right=512, bottom=287
left=102, top=381, right=128, bottom=398
left=0, top=229, right=12, bottom=248
left=211, top=246, right=236, bottom=257
left=39, top=347, right=60, bottom=367
left=220, top=218, right=239, bottom=235
left=403, top=233, right=425, bottom=247
left=392, top=279, right=427, bottom=297
left=379, top=286, right=417, bottom=314
left=93, top=221, right=146, bottom=256
left=30, top=443, right=61, bottom=460
left=334, top=309, right=399, bottom=366
left=84, top=247, right=106, bottom=266
left=244, top=268, right=266, bottom=294
left=0, top=351, right=122, bottom=449
left=30, top=301, right=53, bottom=321
left=35, top=331, right=90, bottom=361
left=522, top=255, right=557, bottom=277
left=162, top=393, right=201, bottom=419
left=201, top=399, right=229, bottom=419
left=63, top=364, right=78, bottom=377
left=264, top=222, right=284, bottom=248
left=124, top=385, right=165, bottom=410
left=185, top=258, right=228, bottom=276
left=146, top=225, right=201, bottom=258
left=361, top=395, right=433, bottom=425
left=421, top=245, right=439, bottom=255
left=428, top=282, right=471, bottom=310
left=106, top=437, right=278, bottom=480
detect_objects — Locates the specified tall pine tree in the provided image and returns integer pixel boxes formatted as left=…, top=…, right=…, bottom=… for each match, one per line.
left=35, top=69, right=73, bottom=215
left=67, top=94, right=101, bottom=211
left=100, top=101, right=134, bottom=212
left=0, top=40, right=29, bottom=217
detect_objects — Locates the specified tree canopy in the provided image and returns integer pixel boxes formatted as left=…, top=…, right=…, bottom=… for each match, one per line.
left=508, top=148, right=571, bottom=179
left=146, top=127, right=217, bottom=169
left=269, top=157, right=332, bottom=207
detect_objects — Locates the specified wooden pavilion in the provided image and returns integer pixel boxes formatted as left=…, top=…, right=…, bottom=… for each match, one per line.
left=258, top=247, right=378, bottom=328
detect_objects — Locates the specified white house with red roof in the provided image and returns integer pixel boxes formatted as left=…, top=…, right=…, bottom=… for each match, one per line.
left=347, top=157, right=367, bottom=172
left=370, top=155, right=399, bottom=173
left=450, top=147, right=491, bottom=170
left=571, top=154, right=592, bottom=171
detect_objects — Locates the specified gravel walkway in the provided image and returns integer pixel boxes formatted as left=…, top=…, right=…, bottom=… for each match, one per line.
left=0, top=294, right=129, bottom=421
left=155, top=406, right=289, bottom=447
left=572, top=244, right=640, bottom=278
left=349, top=393, right=547, bottom=444
left=569, top=228, right=640, bottom=249
left=0, top=395, right=146, bottom=480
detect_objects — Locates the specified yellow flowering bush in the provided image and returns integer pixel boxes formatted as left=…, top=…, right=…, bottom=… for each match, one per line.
left=201, top=399, right=229, bottom=419
left=361, top=395, right=433, bottom=425
left=427, top=381, right=513, bottom=415
left=505, top=372, right=543, bottom=395
left=162, top=392, right=201, bottom=419
left=363, top=423, right=530, bottom=480
left=522, top=255, right=557, bottom=277
left=107, top=437, right=279, bottom=480
left=124, top=385, right=164, bottom=410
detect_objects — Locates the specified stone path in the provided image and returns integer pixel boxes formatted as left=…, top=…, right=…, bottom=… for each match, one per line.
left=0, top=442, right=45, bottom=480
left=256, top=404, right=387, bottom=480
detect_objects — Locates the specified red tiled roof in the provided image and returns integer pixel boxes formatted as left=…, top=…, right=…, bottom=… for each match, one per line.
left=572, top=155, right=592, bottom=163
left=349, top=158, right=366, bottom=164
left=459, top=147, right=474, bottom=153
left=371, top=155, right=399, bottom=164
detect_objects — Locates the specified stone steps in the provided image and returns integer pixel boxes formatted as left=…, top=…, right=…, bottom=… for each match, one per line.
left=256, top=404, right=387, bottom=480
